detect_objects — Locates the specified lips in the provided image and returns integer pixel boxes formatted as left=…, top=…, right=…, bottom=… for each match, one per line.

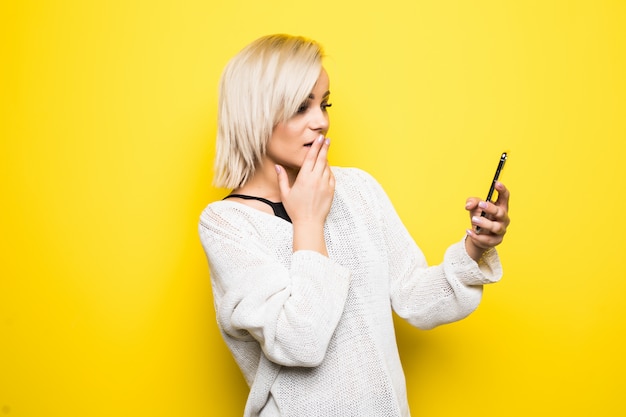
left=304, top=135, right=324, bottom=147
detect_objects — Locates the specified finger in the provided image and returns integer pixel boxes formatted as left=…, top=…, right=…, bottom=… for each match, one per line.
left=477, top=200, right=496, bottom=217
left=275, top=165, right=291, bottom=198
left=472, top=214, right=507, bottom=236
left=301, top=135, right=325, bottom=172
left=479, top=199, right=510, bottom=229
left=471, top=205, right=509, bottom=234
left=466, top=228, right=504, bottom=249
left=313, top=138, right=330, bottom=175
left=323, top=163, right=335, bottom=189
left=465, top=197, right=481, bottom=212
left=494, top=181, right=510, bottom=211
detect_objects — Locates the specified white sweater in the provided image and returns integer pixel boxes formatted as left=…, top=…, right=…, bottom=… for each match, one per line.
left=198, top=167, right=502, bottom=417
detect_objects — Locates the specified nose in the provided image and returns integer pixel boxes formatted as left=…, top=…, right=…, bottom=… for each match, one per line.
left=309, top=106, right=329, bottom=133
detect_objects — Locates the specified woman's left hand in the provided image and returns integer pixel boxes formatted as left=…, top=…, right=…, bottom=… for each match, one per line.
left=464, top=181, right=510, bottom=261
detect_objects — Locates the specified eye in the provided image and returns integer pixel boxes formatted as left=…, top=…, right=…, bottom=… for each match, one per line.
left=296, top=102, right=309, bottom=115
left=322, top=102, right=333, bottom=111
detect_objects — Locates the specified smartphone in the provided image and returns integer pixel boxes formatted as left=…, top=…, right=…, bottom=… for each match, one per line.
left=475, top=152, right=507, bottom=233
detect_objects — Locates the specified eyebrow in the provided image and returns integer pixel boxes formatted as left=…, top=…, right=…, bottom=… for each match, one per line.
left=308, top=91, right=331, bottom=99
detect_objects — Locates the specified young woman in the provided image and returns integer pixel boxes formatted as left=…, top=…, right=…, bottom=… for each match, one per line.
left=199, top=34, right=510, bottom=417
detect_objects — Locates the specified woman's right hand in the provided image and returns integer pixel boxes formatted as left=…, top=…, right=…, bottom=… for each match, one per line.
left=275, top=135, right=335, bottom=255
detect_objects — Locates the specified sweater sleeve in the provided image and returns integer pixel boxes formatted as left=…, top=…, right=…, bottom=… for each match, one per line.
left=199, top=206, right=351, bottom=367
left=355, top=169, right=502, bottom=330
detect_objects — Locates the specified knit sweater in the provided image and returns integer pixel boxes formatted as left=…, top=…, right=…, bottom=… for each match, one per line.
left=198, top=167, right=502, bottom=417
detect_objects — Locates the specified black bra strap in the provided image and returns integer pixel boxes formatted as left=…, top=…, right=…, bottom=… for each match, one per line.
left=224, top=194, right=292, bottom=223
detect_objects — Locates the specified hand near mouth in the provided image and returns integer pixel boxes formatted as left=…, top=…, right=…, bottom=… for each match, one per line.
left=275, top=134, right=335, bottom=255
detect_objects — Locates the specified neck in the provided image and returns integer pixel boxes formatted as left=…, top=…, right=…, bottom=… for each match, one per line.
left=234, top=161, right=298, bottom=201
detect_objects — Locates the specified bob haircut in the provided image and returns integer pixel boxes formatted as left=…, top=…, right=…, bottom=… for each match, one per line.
left=213, top=34, right=325, bottom=189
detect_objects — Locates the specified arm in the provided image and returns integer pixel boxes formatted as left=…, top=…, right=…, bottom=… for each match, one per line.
left=199, top=208, right=350, bottom=367
left=356, top=170, right=504, bottom=330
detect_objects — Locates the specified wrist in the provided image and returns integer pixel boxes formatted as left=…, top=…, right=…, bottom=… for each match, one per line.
left=464, top=235, right=486, bottom=262
left=292, top=220, right=327, bottom=256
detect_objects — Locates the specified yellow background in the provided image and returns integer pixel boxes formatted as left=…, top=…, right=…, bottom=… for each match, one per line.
left=2, top=0, right=625, bottom=416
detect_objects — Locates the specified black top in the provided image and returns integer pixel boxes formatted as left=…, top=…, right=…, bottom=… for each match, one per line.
left=223, top=194, right=292, bottom=223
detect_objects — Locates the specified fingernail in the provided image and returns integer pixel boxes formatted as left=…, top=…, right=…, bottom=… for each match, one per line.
left=325, top=138, right=331, bottom=145
left=472, top=216, right=482, bottom=224
left=275, top=165, right=281, bottom=174
left=478, top=201, right=488, bottom=209
left=466, top=229, right=474, bottom=237
left=465, top=201, right=472, bottom=209
left=318, top=135, right=324, bottom=142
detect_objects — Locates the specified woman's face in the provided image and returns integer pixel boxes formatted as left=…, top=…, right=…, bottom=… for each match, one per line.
left=265, top=68, right=331, bottom=171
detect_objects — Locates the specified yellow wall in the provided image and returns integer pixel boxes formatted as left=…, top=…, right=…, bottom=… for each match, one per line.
left=2, top=0, right=625, bottom=416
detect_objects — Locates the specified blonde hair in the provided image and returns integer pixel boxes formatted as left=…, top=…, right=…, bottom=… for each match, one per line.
left=213, top=34, right=324, bottom=189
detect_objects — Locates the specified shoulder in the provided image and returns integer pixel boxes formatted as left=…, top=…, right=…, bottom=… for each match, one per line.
left=199, top=197, right=291, bottom=239
left=200, top=200, right=262, bottom=236
left=332, top=166, right=386, bottom=198
left=332, top=166, right=379, bottom=186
